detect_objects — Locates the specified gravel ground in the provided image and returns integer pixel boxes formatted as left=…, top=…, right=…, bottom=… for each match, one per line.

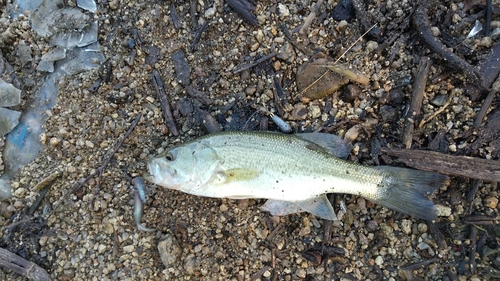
left=1, top=0, right=500, bottom=280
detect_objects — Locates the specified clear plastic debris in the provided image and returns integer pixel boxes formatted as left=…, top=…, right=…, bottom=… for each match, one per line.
left=77, top=0, right=97, bottom=13
left=467, top=20, right=483, bottom=39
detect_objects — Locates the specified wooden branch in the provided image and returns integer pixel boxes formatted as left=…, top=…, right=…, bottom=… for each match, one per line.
left=0, top=248, right=50, bottom=281
left=402, top=56, right=431, bottom=148
left=381, top=148, right=500, bottom=182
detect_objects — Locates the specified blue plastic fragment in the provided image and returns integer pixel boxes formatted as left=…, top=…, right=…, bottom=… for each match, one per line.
left=6, top=122, right=28, bottom=148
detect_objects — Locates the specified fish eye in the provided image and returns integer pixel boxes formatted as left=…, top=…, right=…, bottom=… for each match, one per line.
left=165, top=151, right=176, bottom=162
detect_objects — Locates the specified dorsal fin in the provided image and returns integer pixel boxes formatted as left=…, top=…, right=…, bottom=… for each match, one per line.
left=296, top=133, right=348, bottom=159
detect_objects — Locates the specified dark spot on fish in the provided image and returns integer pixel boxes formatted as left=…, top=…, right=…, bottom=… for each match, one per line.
left=346, top=170, right=350, bottom=174
left=282, top=190, right=284, bottom=192
left=276, top=180, right=279, bottom=183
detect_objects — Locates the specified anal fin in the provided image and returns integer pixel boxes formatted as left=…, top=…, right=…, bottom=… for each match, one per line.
left=260, top=195, right=338, bottom=221
left=295, top=195, right=338, bottom=220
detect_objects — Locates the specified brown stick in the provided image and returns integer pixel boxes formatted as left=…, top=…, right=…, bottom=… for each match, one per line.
left=151, top=71, right=179, bottom=136
left=0, top=248, right=50, bottom=281
left=189, top=21, right=209, bottom=52
left=473, top=86, right=497, bottom=128
left=169, top=4, right=181, bottom=29
left=402, top=56, right=431, bottom=148
left=233, top=52, right=277, bottom=74
left=470, top=226, right=477, bottom=274
left=299, top=0, right=324, bottom=34
left=381, top=147, right=500, bottom=182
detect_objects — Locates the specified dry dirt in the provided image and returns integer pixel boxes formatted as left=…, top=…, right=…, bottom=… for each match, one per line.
left=0, top=0, right=499, bottom=280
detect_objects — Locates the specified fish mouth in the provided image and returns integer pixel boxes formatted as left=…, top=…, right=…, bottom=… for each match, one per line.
left=143, top=173, right=153, bottom=183
left=146, top=160, right=178, bottom=189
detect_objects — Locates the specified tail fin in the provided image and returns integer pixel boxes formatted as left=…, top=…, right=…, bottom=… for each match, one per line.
left=372, top=166, right=449, bottom=221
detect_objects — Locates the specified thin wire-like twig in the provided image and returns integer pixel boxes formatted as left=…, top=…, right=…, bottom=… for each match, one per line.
left=419, top=90, right=454, bottom=128
left=233, top=52, right=277, bottom=74
left=52, top=114, right=142, bottom=217
left=294, top=24, right=377, bottom=99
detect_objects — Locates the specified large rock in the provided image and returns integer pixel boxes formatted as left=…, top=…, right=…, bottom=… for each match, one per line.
left=0, top=80, right=21, bottom=107
left=0, top=107, right=21, bottom=136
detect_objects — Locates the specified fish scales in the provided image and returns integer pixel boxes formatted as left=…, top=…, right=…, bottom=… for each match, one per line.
left=195, top=132, right=383, bottom=201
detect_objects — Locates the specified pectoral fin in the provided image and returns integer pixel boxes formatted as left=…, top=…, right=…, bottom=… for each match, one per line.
left=260, top=200, right=304, bottom=216
left=260, top=195, right=338, bottom=221
left=296, top=133, right=348, bottom=159
left=214, top=168, right=260, bottom=185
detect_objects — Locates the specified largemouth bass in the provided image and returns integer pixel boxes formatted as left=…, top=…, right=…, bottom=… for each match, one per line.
left=147, top=131, right=449, bottom=221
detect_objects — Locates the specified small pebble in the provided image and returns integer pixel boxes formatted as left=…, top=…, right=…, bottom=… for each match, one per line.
left=417, top=223, right=428, bottom=233
left=401, top=219, right=412, bottom=235
left=430, top=26, right=440, bottom=37
left=337, top=20, right=348, bottom=31
left=436, top=204, right=452, bottom=217
left=158, top=235, right=181, bottom=267
left=365, top=41, right=378, bottom=53
left=49, top=137, right=60, bottom=147
left=481, top=37, right=493, bottom=48
left=431, top=95, right=448, bottom=106
left=484, top=196, right=499, bottom=209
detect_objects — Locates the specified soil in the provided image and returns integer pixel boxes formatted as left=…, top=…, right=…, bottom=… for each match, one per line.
left=0, top=0, right=499, bottom=280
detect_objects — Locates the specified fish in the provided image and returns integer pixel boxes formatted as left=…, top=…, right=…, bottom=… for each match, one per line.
left=146, top=131, right=449, bottom=221
left=132, top=177, right=155, bottom=232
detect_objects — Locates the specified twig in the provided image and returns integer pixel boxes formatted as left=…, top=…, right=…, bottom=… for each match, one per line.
left=381, top=147, right=500, bottom=182
left=419, top=88, right=454, bottom=128
left=151, top=71, right=179, bottom=136
left=463, top=215, right=499, bottom=225
left=0, top=247, right=50, bottom=281
left=79, top=114, right=141, bottom=193
left=428, top=222, right=447, bottom=249
left=466, top=179, right=481, bottom=203
left=185, top=85, right=213, bottom=105
left=190, top=0, right=198, bottom=30
left=190, top=21, right=209, bottom=52
left=226, top=0, right=258, bottom=26
left=272, top=74, right=286, bottom=116
left=401, top=257, right=439, bottom=270
left=233, top=52, right=277, bottom=74
left=351, top=0, right=380, bottom=37
left=470, top=226, right=477, bottom=274
left=473, top=87, right=497, bottom=128
left=251, top=265, right=271, bottom=281
left=402, top=56, right=431, bottom=148
left=477, top=232, right=488, bottom=255
left=169, top=4, right=181, bottom=29
left=28, top=172, right=61, bottom=215
left=414, top=4, right=481, bottom=85
left=485, top=0, right=492, bottom=36
left=280, top=23, right=308, bottom=54
left=299, top=0, right=324, bottom=34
